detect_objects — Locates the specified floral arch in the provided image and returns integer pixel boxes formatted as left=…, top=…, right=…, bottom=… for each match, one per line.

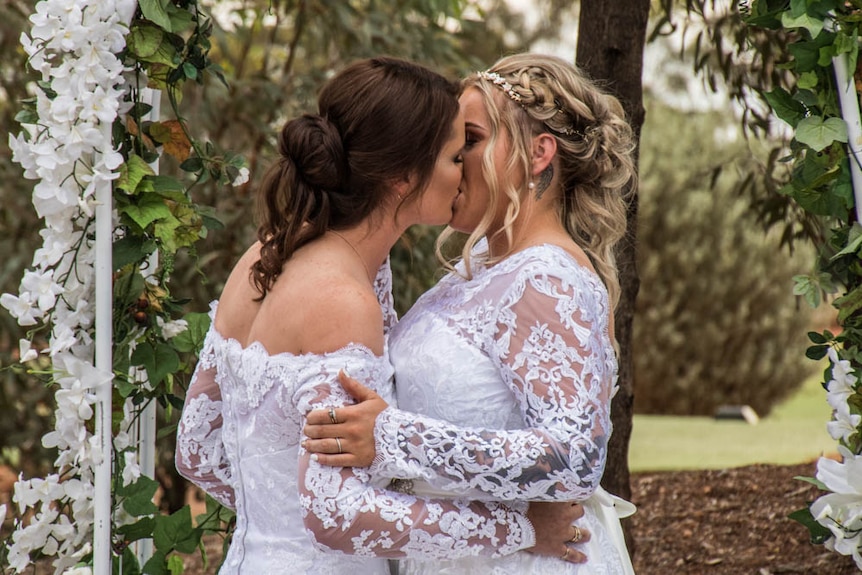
left=1, top=1, right=241, bottom=573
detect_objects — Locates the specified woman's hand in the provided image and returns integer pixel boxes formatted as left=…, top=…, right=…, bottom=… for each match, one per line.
left=527, top=501, right=591, bottom=564
left=303, top=370, right=388, bottom=467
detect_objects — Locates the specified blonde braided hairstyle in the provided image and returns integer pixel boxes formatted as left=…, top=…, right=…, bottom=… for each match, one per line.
left=438, top=53, right=635, bottom=309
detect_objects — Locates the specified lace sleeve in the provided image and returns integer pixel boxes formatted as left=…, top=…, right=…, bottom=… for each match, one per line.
left=175, top=320, right=236, bottom=510
left=293, top=359, right=535, bottom=559
left=370, top=269, right=615, bottom=502
left=374, top=257, right=398, bottom=335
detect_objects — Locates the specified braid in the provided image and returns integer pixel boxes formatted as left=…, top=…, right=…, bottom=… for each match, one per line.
left=449, top=54, right=636, bottom=309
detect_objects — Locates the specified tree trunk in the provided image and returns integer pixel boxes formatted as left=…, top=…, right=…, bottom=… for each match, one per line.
left=575, top=0, right=650, bottom=554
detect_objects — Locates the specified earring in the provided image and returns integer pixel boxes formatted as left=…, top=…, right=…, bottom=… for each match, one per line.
left=535, top=165, right=554, bottom=200
left=528, top=182, right=535, bottom=191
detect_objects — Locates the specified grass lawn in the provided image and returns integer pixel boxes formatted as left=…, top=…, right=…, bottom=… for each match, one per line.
left=629, top=371, right=839, bottom=472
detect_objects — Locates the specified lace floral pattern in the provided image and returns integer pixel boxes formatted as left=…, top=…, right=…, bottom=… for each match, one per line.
left=381, top=243, right=629, bottom=573
left=175, top=303, right=235, bottom=509
left=175, top=261, right=536, bottom=573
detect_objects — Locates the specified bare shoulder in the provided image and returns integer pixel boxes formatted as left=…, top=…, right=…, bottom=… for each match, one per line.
left=254, top=259, right=384, bottom=356
left=213, top=242, right=263, bottom=337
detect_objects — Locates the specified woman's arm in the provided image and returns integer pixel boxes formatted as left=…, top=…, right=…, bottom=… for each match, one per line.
left=293, top=361, right=540, bottom=559
left=307, top=269, right=615, bottom=503
left=175, top=331, right=236, bottom=510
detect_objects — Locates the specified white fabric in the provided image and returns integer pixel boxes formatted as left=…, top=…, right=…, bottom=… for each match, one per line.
left=175, top=261, right=536, bottom=574
left=380, top=243, right=635, bottom=574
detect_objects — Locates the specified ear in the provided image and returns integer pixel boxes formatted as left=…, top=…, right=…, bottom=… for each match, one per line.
left=391, top=175, right=412, bottom=202
left=530, top=133, right=557, bottom=177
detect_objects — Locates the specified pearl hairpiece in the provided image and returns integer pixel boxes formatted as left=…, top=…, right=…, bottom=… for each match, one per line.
left=476, top=70, right=590, bottom=141
left=477, top=70, right=522, bottom=103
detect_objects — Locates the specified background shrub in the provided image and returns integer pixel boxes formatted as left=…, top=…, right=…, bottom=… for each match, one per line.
left=633, top=100, right=817, bottom=417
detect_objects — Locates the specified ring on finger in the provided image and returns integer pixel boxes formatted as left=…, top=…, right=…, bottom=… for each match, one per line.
left=328, top=408, right=339, bottom=425
left=569, top=525, right=582, bottom=543
left=335, top=437, right=343, bottom=454
left=560, top=547, right=570, bottom=561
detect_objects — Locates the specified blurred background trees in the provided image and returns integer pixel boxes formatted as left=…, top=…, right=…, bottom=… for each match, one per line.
left=0, top=0, right=817, bottom=505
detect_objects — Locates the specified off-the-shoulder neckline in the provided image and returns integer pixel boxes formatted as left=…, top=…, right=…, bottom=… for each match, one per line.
left=207, top=301, right=386, bottom=362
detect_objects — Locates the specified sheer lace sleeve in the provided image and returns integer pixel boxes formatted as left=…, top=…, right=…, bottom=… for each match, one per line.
left=370, top=266, right=616, bottom=502
left=293, top=356, right=535, bottom=559
left=175, top=305, right=236, bottom=509
left=374, top=257, right=398, bottom=335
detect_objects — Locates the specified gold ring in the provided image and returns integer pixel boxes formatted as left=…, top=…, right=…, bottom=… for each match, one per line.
left=560, top=547, right=570, bottom=561
left=328, top=408, right=339, bottom=424
left=569, top=526, right=582, bottom=543
left=335, top=437, right=343, bottom=454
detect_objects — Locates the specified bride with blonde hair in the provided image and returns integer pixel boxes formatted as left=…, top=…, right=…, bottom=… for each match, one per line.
left=306, top=53, right=638, bottom=574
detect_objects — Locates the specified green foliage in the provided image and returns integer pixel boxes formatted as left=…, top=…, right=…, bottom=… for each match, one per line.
left=634, top=99, right=815, bottom=416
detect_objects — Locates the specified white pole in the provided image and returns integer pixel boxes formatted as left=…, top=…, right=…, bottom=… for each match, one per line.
left=93, top=123, right=114, bottom=575
left=134, top=87, right=161, bottom=566
left=834, top=52, right=862, bottom=223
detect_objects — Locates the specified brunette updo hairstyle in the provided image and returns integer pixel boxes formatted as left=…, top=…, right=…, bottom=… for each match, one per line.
left=251, top=57, right=460, bottom=297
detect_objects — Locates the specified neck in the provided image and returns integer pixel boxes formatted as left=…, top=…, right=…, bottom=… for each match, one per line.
left=330, top=218, right=405, bottom=281
left=487, top=200, right=564, bottom=259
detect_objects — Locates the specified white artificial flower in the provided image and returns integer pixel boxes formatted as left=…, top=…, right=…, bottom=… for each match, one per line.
left=817, top=448, right=862, bottom=497
left=827, top=412, right=862, bottom=443
left=157, top=316, right=189, bottom=339
left=1, top=292, right=40, bottom=326
left=13, top=475, right=64, bottom=514
left=122, top=451, right=141, bottom=487
left=19, top=339, right=39, bottom=362
left=63, top=567, right=93, bottom=575
left=21, top=269, right=64, bottom=312
left=232, top=166, right=250, bottom=186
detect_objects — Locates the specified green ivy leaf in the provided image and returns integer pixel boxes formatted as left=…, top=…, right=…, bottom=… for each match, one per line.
left=832, top=223, right=862, bottom=260
left=117, top=155, right=157, bottom=194
left=142, top=551, right=168, bottom=575
left=795, top=116, right=848, bottom=151
left=130, top=341, right=181, bottom=386
left=835, top=285, right=862, bottom=324
left=121, top=194, right=173, bottom=230
left=113, top=235, right=158, bottom=271
left=117, top=516, right=156, bottom=542
left=782, top=11, right=824, bottom=38
left=153, top=507, right=199, bottom=554
left=789, top=32, right=837, bottom=72
left=122, top=476, right=160, bottom=516
left=788, top=506, right=832, bottom=545
left=127, top=25, right=164, bottom=59
left=172, top=312, right=211, bottom=353
left=764, top=87, right=807, bottom=127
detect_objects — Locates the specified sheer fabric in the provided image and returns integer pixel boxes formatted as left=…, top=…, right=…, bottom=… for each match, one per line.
left=380, top=243, right=633, bottom=574
left=175, top=262, right=536, bottom=574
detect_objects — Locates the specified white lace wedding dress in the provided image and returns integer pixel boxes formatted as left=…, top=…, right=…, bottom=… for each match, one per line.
left=175, top=262, right=537, bottom=575
left=372, top=243, right=635, bottom=575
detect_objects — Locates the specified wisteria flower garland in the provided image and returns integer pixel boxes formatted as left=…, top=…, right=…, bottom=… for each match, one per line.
left=1, top=0, right=136, bottom=572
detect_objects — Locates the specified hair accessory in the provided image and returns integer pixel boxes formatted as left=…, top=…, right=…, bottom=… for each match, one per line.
left=477, top=70, right=522, bottom=103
